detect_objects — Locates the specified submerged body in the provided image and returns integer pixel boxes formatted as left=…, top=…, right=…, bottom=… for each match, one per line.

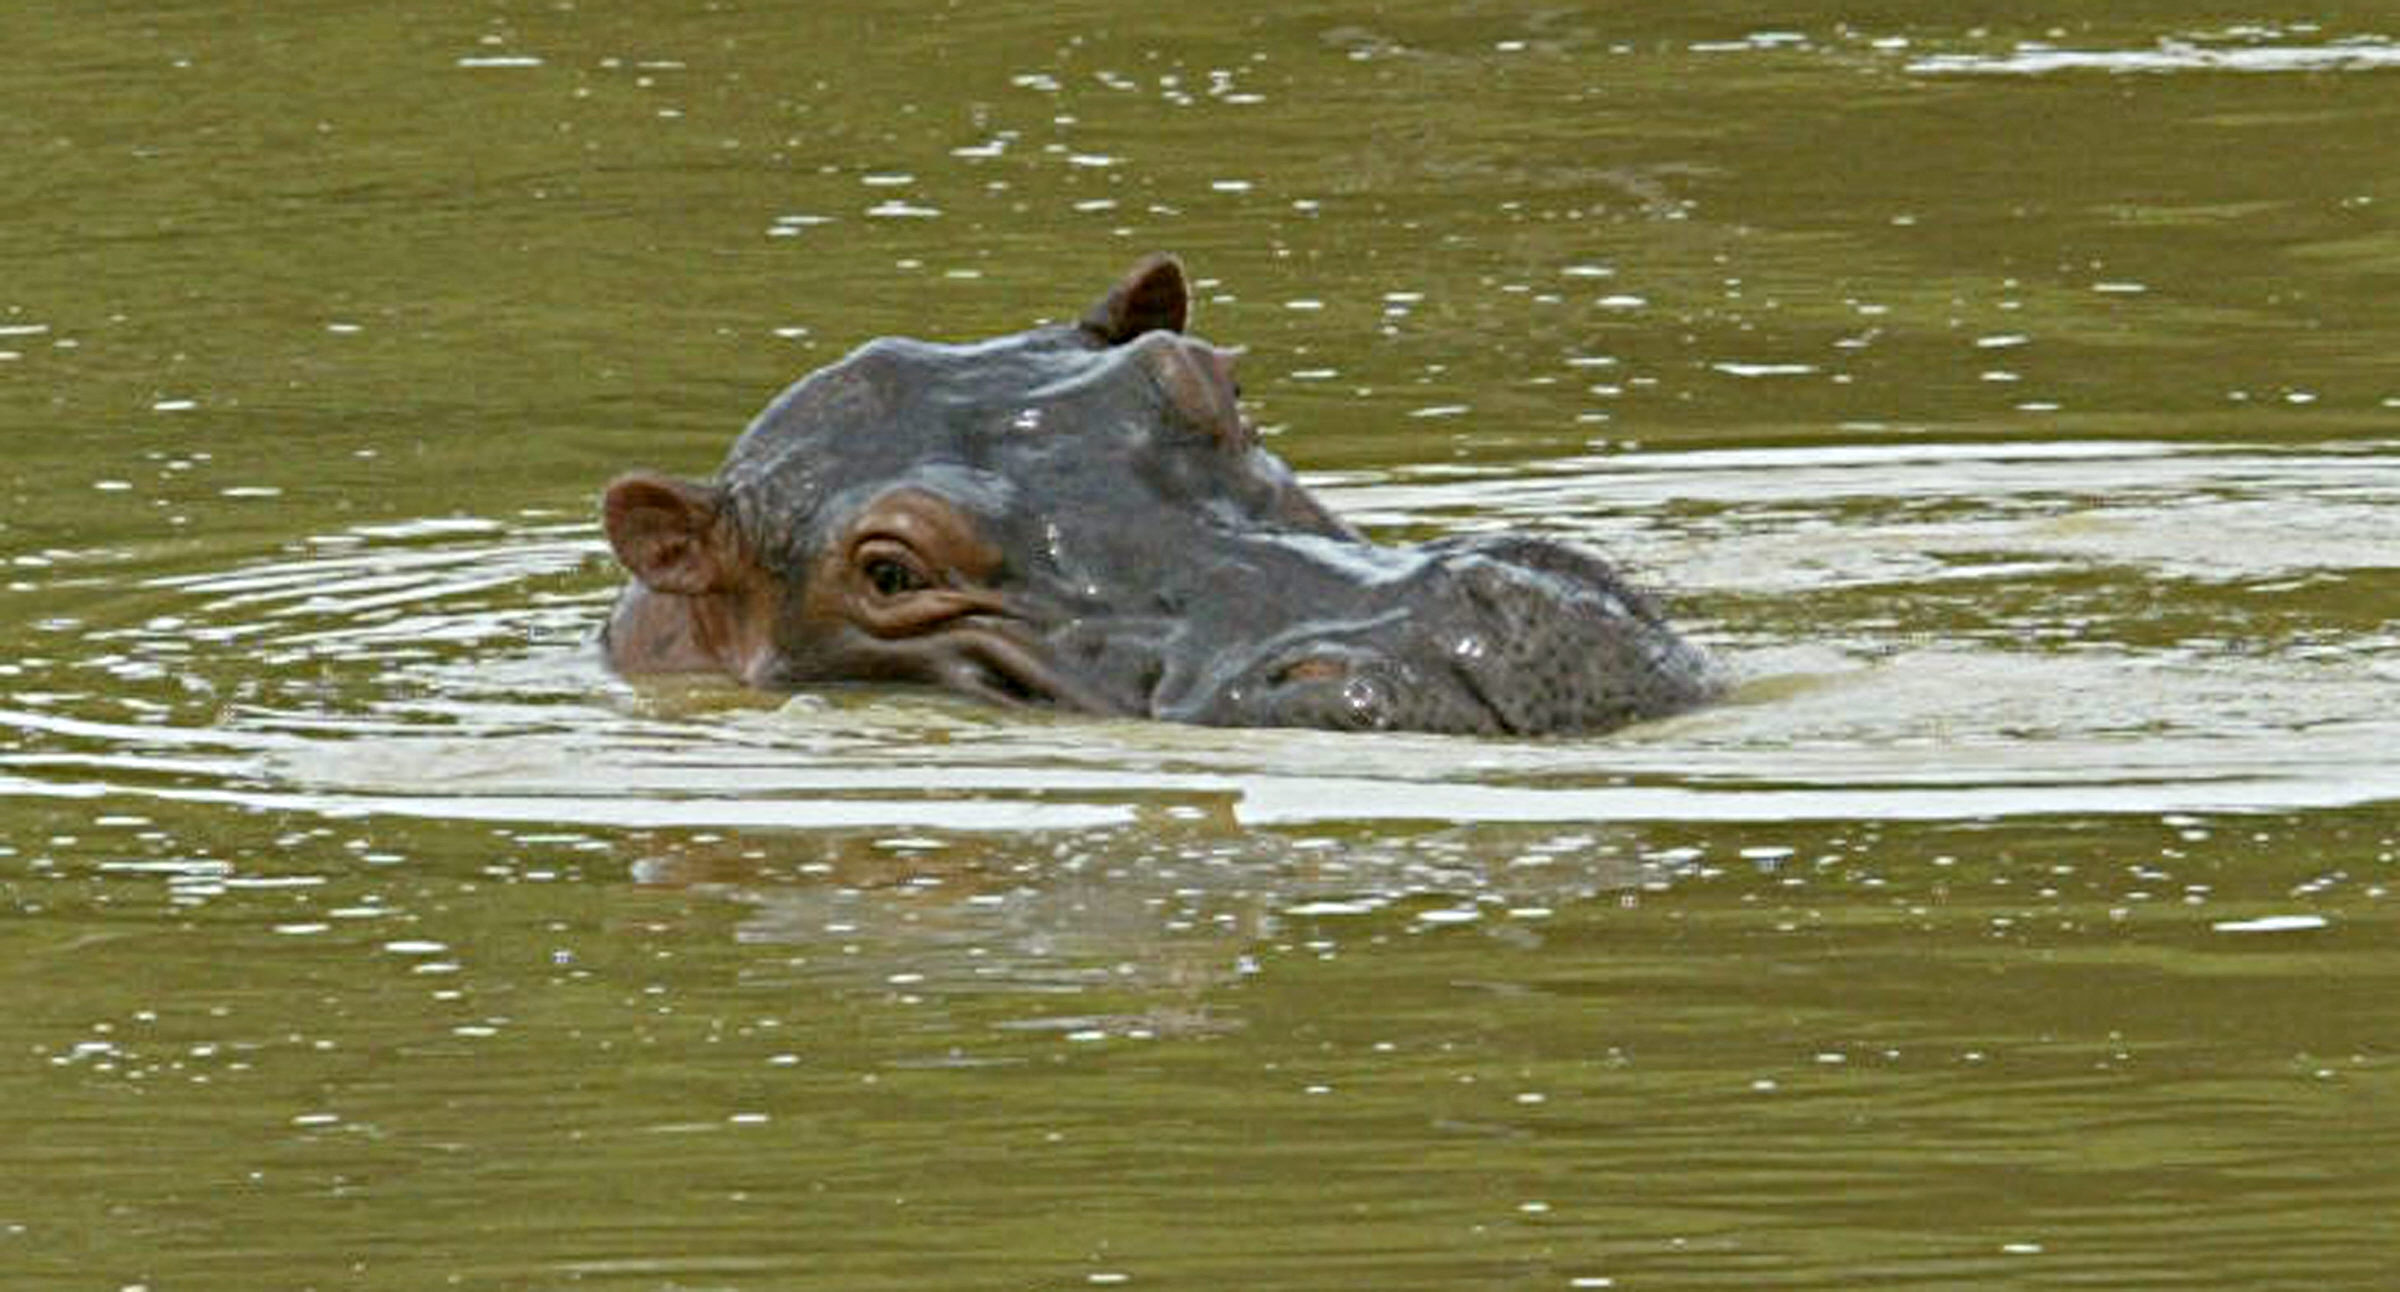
left=600, top=256, right=1719, bottom=735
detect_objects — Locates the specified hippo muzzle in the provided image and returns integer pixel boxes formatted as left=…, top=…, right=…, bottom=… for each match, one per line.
left=1142, top=534, right=1714, bottom=735
left=599, top=255, right=1720, bottom=736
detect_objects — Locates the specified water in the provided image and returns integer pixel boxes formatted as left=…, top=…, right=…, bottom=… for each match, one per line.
left=5, top=5, right=2398, bottom=1288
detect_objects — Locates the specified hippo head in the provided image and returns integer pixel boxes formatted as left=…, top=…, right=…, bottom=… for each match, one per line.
left=599, top=255, right=1718, bottom=735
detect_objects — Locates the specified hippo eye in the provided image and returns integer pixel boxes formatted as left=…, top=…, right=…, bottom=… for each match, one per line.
left=864, top=556, right=930, bottom=598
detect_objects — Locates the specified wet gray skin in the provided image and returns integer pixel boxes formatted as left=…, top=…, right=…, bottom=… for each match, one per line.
left=599, top=255, right=1720, bottom=735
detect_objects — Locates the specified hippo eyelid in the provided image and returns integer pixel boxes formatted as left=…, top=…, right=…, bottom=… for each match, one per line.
left=842, top=487, right=1004, bottom=581
left=851, top=536, right=935, bottom=597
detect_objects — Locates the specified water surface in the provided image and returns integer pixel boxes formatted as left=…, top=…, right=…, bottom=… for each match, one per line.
left=5, top=5, right=2397, bottom=1288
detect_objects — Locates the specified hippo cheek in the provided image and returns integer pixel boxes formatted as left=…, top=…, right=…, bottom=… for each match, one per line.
left=756, top=604, right=1136, bottom=717
left=911, top=618, right=1151, bottom=716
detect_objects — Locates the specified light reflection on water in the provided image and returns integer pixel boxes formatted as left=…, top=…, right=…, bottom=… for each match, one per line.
left=1910, top=38, right=2400, bottom=76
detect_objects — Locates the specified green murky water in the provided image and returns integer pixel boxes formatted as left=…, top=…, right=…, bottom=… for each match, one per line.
left=6, top=4, right=2398, bottom=1288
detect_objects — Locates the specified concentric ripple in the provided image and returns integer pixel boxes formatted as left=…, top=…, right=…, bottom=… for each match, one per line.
left=3, top=439, right=2394, bottom=833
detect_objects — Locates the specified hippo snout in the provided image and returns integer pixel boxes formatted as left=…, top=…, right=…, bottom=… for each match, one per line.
left=1157, top=536, right=1720, bottom=736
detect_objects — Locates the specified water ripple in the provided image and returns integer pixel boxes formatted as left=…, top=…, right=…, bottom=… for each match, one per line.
left=2, top=439, right=2393, bottom=831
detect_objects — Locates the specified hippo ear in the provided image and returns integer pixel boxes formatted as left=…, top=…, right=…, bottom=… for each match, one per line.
left=603, top=472, right=731, bottom=595
left=1080, top=253, right=1188, bottom=345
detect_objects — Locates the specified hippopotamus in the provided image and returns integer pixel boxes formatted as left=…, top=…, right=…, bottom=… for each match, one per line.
left=598, top=255, right=1719, bottom=735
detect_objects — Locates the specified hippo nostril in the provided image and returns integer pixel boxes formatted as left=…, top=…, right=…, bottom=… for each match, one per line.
left=1236, top=652, right=1393, bottom=731
left=1270, top=656, right=1350, bottom=686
